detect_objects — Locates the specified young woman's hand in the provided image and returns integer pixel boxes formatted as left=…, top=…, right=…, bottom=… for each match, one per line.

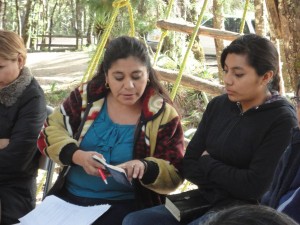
left=118, top=160, right=146, bottom=181
left=201, top=150, right=210, bottom=156
left=0, top=138, right=9, bottom=149
left=72, top=150, right=106, bottom=176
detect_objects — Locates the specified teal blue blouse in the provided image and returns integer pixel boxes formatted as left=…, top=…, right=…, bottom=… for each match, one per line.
left=65, top=101, right=135, bottom=200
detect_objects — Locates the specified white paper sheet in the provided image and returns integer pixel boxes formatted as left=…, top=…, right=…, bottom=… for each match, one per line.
left=18, top=195, right=111, bottom=225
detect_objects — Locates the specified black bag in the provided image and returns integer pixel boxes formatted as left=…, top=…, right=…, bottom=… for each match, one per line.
left=44, top=166, right=70, bottom=198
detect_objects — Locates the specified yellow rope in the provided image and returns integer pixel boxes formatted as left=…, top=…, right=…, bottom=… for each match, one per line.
left=152, top=0, right=174, bottom=66
left=81, top=0, right=135, bottom=82
left=170, top=0, right=209, bottom=100
left=239, top=0, right=249, bottom=34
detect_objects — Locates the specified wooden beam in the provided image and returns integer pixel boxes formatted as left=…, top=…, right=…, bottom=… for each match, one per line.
left=154, top=67, right=224, bottom=96
left=156, top=19, right=241, bottom=41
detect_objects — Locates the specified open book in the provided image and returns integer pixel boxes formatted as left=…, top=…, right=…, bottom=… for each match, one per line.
left=92, top=155, right=132, bottom=187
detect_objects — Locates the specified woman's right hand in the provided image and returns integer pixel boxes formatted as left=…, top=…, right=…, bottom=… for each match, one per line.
left=0, top=138, right=9, bottom=149
left=72, top=150, right=106, bottom=176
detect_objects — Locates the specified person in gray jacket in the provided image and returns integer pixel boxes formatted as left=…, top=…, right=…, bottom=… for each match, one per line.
left=0, top=30, right=46, bottom=225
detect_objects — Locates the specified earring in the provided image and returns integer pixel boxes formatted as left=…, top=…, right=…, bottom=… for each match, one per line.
left=147, top=79, right=150, bottom=84
left=105, top=82, right=110, bottom=89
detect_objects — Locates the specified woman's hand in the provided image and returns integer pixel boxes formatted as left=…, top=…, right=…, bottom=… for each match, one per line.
left=0, top=138, right=10, bottom=149
left=201, top=150, right=209, bottom=156
left=72, top=150, right=106, bottom=176
left=118, top=159, right=146, bottom=181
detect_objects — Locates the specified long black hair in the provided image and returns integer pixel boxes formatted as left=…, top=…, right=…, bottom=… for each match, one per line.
left=93, top=36, right=172, bottom=105
left=221, top=34, right=280, bottom=92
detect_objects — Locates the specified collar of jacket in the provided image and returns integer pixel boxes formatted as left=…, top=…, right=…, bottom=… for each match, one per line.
left=0, top=67, right=33, bottom=107
left=234, top=91, right=289, bottom=115
left=87, top=78, right=165, bottom=122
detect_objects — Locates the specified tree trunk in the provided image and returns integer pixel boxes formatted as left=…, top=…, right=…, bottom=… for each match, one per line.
left=174, top=0, right=186, bottom=21
left=48, top=1, right=58, bottom=51
left=137, top=0, right=146, bottom=15
left=188, top=0, right=205, bottom=65
left=213, top=0, right=224, bottom=83
left=266, top=0, right=300, bottom=92
left=0, top=0, right=4, bottom=29
left=39, top=0, right=49, bottom=51
left=1, top=0, right=6, bottom=29
left=22, top=0, right=33, bottom=47
left=86, top=13, right=94, bottom=47
left=75, top=0, right=84, bottom=50
left=15, top=0, right=21, bottom=34
left=254, top=0, right=267, bottom=36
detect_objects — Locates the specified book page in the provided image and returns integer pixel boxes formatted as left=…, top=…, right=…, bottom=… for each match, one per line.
left=92, top=155, right=124, bottom=172
left=18, top=195, right=110, bottom=225
left=92, top=155, right=132, bottom=187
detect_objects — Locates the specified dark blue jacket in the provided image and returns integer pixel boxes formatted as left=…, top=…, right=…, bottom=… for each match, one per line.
left=262, top=127, right=300, bottom=224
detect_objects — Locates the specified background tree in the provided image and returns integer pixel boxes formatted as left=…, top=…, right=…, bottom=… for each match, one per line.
left=254, top=0, right=267, bottom=36
left=22, top=0, right=33, bottom=46
left=48, top=0, right=59, bottom=51
left=213, top=0, right=224, bottom=82
left=266, top=0, right=300, bottom=91
left=74, top=0, right=84, bottom=50
left=0, top=0, right=5, bottom=29
left=15, top=0, right=21, bottom=34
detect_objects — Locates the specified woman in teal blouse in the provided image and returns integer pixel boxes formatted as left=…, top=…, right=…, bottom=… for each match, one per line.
left=38, top=36, right=185, bottom=225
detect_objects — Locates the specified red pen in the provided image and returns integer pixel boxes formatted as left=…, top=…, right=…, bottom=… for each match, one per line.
left=98, top=168, right=108, bottom=184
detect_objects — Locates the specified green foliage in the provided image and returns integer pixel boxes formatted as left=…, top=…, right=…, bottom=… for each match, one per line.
left=222, top=0, right=254, bottom=15
left=84, top=0, right=114, bottom=36
left=45, top=88, right=71, bottom=107
left=3, top=1, right=18, bottom=31
left=175, top=87, right=207, bottom=131
left=111, top=0, right=166, bottom=38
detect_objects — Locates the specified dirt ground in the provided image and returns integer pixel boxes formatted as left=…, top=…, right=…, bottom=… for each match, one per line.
left=27, top=51, right=91, bottom=92
left=27, top=51, right=218, bottom=93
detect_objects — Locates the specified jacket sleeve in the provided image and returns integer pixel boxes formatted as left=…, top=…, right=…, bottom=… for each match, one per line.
left=262, top=128, right=300, bottom=208
left=0, top=87, right=46, bottom=176
left=185, top=114, right=297, bottom=200
left=183, top=106, right=210, bottom=186
left=40, top=87, right=83, bottom=165
left=140, top=105, right=185, bottom=194
left=260, top=146, right=289, bottom=206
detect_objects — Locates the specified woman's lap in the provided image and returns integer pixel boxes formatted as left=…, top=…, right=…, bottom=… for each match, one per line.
left=122, top=205, right=216, bottom=225
left=93, top=202, right=136, bottom=225
left=122, top=205, right=182, bottom=225
left=57, top=189, right=136, bottom=225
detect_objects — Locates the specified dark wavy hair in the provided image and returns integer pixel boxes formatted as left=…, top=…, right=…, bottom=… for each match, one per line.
left=204, top=205, right=298, bottom=225
left=93, top=36, right=172, bottom=105
left=221, top=34, right=280, bottom=92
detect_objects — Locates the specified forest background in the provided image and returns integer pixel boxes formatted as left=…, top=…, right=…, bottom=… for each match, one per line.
left=0, top=0, right=299, bottom=132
